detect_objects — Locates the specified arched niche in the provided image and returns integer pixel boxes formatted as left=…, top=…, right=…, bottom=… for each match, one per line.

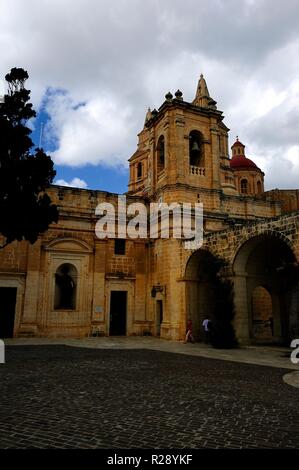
left=54, top=263, right=77, bottom=310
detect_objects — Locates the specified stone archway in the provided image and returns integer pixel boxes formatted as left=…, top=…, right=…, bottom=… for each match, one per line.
left=185, top=249, right=216, bottom=341
left=233, top=233, right=298, bottom=345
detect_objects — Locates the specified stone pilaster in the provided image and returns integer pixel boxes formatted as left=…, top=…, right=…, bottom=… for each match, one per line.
left=19, top=239, right=42, bottom=335
left=233, top=274, right=250, bottom=344
left=91, top=240, right=106, bottom=332
left=210, top=127, right=221, bottom=190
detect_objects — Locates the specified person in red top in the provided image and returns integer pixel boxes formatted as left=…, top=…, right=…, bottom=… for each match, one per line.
left=184, top=318, right=195, bottom=344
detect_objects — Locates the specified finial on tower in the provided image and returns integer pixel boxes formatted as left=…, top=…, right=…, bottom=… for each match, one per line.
left=174, top=89, right=183, bottom=101
left=165, top=91, right=173, bottom=102
left=193, top=74, right=217, bottom=109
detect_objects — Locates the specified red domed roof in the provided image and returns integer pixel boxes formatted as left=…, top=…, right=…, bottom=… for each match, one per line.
left=230, top=155, right=258, bottom=170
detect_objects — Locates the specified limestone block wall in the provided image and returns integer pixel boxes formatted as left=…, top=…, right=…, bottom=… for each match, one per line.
left=265, top=189, right=299, bottom=214
left=221, top=194, right=281, bottom=220
left=0, top=239, right=28, bottom=273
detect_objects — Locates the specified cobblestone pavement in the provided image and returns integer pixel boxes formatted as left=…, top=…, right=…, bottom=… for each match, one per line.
left=0, top=345, right=298, bottom=449
left=4, top=336, right=298, bottom=370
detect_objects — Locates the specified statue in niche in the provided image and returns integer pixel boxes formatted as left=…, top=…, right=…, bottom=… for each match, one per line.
left=55, top=265, right=76, bottom=309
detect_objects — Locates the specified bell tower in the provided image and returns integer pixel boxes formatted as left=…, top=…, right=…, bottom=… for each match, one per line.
left=128, top=75, right=233, bottom=210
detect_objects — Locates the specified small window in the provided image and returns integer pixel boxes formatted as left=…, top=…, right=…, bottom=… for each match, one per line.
left=257, top=181, right=262, bottom=194
left=115, top=239, right=126, bottom=255
left=241, top=179, right=248, bottom=194
left=157, top=135, right=165, bottom=173
left=55, top=263, right=77, bottom=310
left=137, top=162, right=142, bottom=178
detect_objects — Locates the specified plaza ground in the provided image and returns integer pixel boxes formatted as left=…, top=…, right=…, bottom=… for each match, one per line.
left=0, top=338, right=298, bottom=449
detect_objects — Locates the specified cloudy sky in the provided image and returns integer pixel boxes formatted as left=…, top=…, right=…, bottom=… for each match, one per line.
left=1, top=0, right=299, bottom=191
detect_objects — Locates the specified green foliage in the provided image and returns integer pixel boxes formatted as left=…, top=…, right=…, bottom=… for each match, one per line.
left=0, top=68, right=58, bottom=247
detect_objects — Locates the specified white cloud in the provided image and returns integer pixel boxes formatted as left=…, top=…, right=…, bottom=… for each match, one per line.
left=43, top=89, right=135, bottom=167
left=55, top=177, right=88, bottom=189
left=1, top=0, right=299, bottom=188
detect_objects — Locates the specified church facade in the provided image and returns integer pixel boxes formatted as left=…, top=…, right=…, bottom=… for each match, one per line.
left=0, top=75, right=298, bottom=344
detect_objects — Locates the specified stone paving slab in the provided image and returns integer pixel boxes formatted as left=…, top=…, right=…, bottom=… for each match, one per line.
left=3, top=337, right=299, bottom=371
left=0, top=345, right=299, bottom=449
left=283, top=371, right=299, bottom=388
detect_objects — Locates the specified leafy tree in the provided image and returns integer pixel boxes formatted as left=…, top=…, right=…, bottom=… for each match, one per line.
left=0, top=67, right=58, bottom=248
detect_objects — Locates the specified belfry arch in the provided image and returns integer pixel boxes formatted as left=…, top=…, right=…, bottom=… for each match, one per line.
left=233, top=233, right=298, bottom=345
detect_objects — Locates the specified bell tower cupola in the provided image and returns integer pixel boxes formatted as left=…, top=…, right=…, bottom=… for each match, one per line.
left=231, top=137, right=245, bottom=157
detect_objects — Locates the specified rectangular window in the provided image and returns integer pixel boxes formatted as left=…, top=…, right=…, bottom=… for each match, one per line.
left=137, top=162, right=142, bottom=178
left=114, top=239, right=126, bottom=255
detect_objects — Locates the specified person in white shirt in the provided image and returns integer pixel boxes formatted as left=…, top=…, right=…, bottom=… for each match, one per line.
left=202, top=318, right=211, bottom=343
